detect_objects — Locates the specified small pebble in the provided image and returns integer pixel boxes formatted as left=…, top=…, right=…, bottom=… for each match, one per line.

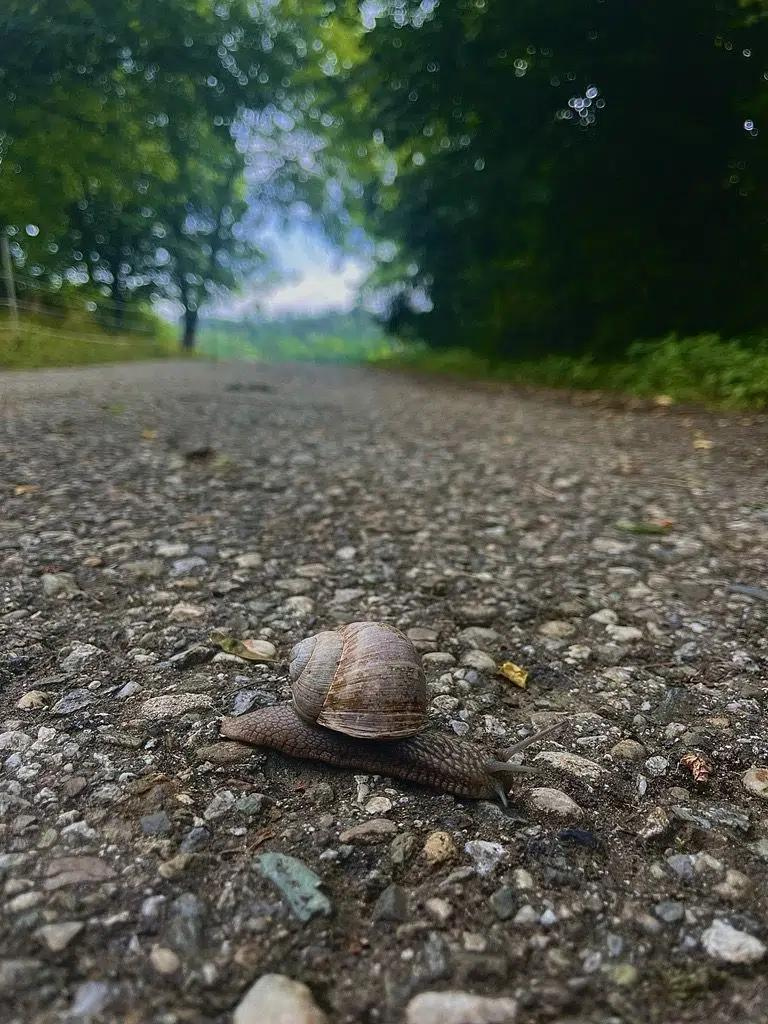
left=489, top=886, right=517, bottom=920
left=423, top=831, right=457, bottom=866
left=373, top=884, right=408, bottom=922
left=464, top=840, right=505, bottom=877
left=424, top=897, right=453, bottom=924
left=233, top=973, right=327, bottom=1024
left=365, top=796, right=393, bottom=815
left=35, top=922, right=84, bottom=952
left=150, top=946, right=181, bottom=975
left=742, top=767, right=768, bottom=799
left=645, top=756, right=670, bottom=777
left=339, top=819, right=397, bottom=844
left=527, top=787, right=583, bottom=819
left=405, top=991, right=517, bottom=1024
left=534, top=750, right=605, bottom=781
left=140, top=693, right=214, bottom=720
left=701, top=919, right=766, bottom=964
left=610, top=739, right=646, bottom=760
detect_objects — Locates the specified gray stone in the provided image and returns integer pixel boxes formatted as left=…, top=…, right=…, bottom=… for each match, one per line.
left=115, top=680, right=142, bottom=698
left=140, top=692, right=214, bottom=719
left=422, top=652, right=457, bottom=667
left=0, top=959, right=42, bottom=994
left=390, top=832, right=417, bottom=865
left=405, top=991, right=518, bottom=1024
left=257, top=853, right=331, bottom=922
left=610, top=739, right=646, bottom=760
left=534, top=750, right=605, bottom=781
left=170, top=556, right=207, bottom=576
left=538, top=619, right=575, bottom=639
left=489, top=886, right=517, bottom=920
left=234, top=974, right=327, bottom=1024
left=742, top=766, right=768, bottom=799
left=180, top=827, right=211, bottom=853
left=60, top=642, right=101, bottom=673
left=456, top=627, right=501, bottom=647
left=373, top=884, right=408, bottom=922
left=701, top=919, right=766, bottom=964
left=339, top=819, right=397, bottom=843
left=654, top=900, right=685, bottom=923
left=69, top=980, right=112, bottom=1018
left=35, top=921, right=84, bottom=951
left=464, top=840, right=506, bottom=877
left=666, top=854, right=695, bottom=881
left=527, top=787, right=583, bottom=819
left=204, top=790, right=236, bottom=821
left=51, top=689, right=94, bottom=715
left=236, top=794, right=266, bottom=817
left=140, top=811, right=172, bottom=835
left=231, top=688, right=276, bottom=715
left=167, top=644, right=213, bottom=670
left=0, top=730, right=33, bottom=752
left=165, top=893, right=205, bottom=953
left=42, top=572, right=79, bottom=598
left=122, top=559, right=164, bottom=578
left=460, top=650, right=497, bottom=672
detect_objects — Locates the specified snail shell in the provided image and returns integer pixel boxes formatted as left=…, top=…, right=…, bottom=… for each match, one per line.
left=288, top=621, right=427, bottom=740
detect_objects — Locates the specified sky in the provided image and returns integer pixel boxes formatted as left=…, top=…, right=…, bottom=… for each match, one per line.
left=258, top=226, right=369, bottom=317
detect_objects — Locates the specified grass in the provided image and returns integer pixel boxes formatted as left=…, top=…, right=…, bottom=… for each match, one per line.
left=0, top=315, right=180, bottom=370
left=369, top=334, right=768, bottom=411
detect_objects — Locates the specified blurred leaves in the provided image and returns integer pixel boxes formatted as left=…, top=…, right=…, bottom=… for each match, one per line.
left=334, top=0, right=768, bottom=357
left=0, top=0, right=364, bottom=347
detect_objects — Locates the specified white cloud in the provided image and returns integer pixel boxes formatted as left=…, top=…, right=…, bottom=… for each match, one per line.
left=261, top=257, right=366, bottom=315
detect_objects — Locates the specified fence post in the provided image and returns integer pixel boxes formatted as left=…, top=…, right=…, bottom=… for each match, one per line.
left=1, top=234, right=19, bottom=333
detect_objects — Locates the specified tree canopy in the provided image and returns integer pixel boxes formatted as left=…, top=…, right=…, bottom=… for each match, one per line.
left=0, top=0, right=357, bottom=345
left=338, top=0, right=768, bottom=356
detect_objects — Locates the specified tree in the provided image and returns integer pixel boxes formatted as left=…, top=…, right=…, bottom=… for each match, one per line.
left=336, top=0, right=768, bottom=356
left=0, top=0, right=360, bottom=346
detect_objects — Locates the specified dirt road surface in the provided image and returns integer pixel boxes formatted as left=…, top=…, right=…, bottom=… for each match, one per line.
left=1, top=360, right=767, bottom=1023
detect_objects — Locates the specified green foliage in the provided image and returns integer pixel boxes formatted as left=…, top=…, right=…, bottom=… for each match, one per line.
left=336, top=1, right=768, bottom=356
left=370, top=334, right=768, bottom=410
left=0, top=1, right=363, bottom=348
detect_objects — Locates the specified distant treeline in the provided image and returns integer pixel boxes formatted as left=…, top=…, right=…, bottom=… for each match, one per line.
left=198, top=309, right=393, bottom=362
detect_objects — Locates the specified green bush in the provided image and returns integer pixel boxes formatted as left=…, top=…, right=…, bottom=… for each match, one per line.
left=370, top=334, right=768, bottom=410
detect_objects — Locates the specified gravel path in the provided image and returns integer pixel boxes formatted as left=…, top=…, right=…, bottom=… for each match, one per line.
left=1, top=359, right=767, bottom=1024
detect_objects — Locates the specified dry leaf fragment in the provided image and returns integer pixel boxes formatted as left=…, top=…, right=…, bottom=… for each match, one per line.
left=692, top=432, right=714, bottom=451
left=14, top=483, right=40, bottom=495
left=654, top=394, right=673, bottom=407
left=679, top=751, right=712, bottom=784
left=141, top=428, right=158, bottom=441
left=498, top=661, right=529, bottom=689
left=615, top=518, right=674, bottom=535
left=209, top=630, right=277, bottom=662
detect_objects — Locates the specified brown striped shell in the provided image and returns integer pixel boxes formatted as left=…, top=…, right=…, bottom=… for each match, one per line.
left=288, top=621, right=427, bottom=740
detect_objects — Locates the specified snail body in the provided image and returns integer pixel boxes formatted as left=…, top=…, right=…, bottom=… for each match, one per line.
left=221, top=701, right=515, bottom=800
left=220, top=621, right=551, bottom=802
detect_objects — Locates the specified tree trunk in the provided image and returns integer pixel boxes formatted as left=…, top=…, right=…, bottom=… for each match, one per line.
left=181, top=307, right=198, bottom=351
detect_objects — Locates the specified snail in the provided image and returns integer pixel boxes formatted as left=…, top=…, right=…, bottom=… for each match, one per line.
left=220, top=621, right=563, bottom=802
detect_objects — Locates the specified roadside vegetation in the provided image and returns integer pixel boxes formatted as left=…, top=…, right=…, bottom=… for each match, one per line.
left=0, top=313, right=177, bottom=370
